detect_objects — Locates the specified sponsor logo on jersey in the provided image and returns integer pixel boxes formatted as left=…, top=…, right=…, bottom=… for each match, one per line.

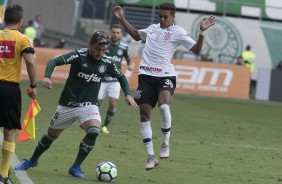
left=78, top=72, right=101, bottom=82
left=66, top=54, right=79, bottom=63
left=98, top=65, right=106, bottom=73
left=112, top=55, right=121, bottom=62
left=140, top=65, right=162, bottom=72
left=0, top=41, right=15, bottom=58
left=82, top=63, right=88, bottom=67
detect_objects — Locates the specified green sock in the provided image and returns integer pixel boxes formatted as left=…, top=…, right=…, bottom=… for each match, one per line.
left=30, top=133, right=56, bottom=162
left=73, top=127, right=99, bottom=166
left=103, top=110, right=115, bottom=127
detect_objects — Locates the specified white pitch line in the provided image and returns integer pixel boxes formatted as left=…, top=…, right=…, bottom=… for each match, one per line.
left=100, top=133, right=281, bottom=151
left=0, top=132, right=34, bottom=184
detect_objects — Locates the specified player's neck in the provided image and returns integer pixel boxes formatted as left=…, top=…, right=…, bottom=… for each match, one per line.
left=111, top=40, right=120, bottom=45
left=5, top=24, right=20, bottom=30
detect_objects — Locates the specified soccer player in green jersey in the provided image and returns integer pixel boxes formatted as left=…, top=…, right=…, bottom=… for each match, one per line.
left=15, top=31, right=137, bottom=179
left=98, top=24, right=133, bottom=134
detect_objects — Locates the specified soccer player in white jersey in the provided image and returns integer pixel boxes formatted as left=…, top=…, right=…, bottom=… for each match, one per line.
left=113, top=2, right=216, bottom=170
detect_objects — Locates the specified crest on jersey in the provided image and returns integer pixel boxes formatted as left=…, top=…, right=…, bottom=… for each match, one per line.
left=134, top=89, right=142, bottom=100
left=117, top=49, right=123, bottom=56
left=98, top=65, right=106, bottom=73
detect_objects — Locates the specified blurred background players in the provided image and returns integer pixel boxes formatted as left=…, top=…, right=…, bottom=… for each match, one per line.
left=98, top=24, right=133, bottom=134
left=242, top=45, right=255, bottom=72
left=24, top=20, right=36, bottom=42
left=0, top=4, right=37, bottom=184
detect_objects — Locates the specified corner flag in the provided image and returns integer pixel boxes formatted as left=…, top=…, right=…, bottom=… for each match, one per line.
left=18, top=99, right=41, bottom=142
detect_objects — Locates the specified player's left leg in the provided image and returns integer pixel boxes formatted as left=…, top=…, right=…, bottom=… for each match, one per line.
left=69, top=105, right=101, bottom=179
left=101, top=82, right=120, bottom=134
left=157, top=77, right=176, bottom=159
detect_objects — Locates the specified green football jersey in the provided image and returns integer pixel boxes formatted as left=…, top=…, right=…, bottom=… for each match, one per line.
left=102, top=42, right=130, bottom=82
left=45, top=48, right=130, bottom=107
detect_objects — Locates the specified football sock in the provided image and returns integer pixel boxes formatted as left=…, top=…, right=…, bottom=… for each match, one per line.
left=159, top=104, right=171, bottom=145
left=30, top=133, right=56, bottom=162
left=103, top=110, right=115, bottom=127
left=140, top=121, right=154, bottom=155
left=1, top=141, right=15, bottom=177
left=73, top=126, right=100, bottom=166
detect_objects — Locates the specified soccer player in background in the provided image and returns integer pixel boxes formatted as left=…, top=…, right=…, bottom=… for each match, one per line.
left=98, top=24, right=133, bottom=134
left=113, top=2, right=216, bottom=170
left=0, top=4, right=37, bottom=184
left=15, top=31, right=137, bottom=179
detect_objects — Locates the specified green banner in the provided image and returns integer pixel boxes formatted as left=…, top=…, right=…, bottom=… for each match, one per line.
left=114, top=0, right=174, bottom=7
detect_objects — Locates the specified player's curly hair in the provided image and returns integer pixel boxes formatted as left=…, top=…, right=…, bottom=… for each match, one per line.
left=4, top=4, right=23, bottom=25
left=90, top=31, right=110, bottom=45
left=160, top=2, right=176, bottom=16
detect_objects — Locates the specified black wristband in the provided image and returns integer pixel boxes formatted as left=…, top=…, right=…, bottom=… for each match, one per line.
left=30, top=83, right=38, bottom=88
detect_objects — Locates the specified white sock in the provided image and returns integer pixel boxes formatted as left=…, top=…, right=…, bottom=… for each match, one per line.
left=140, top=121, right=154, bottom=155
left=159, top=104, right=171, bottom=145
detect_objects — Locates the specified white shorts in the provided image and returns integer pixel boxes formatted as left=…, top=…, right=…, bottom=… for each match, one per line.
left=98, top=82, right=121, bottom=100
left=49, top=105, right=101, bottom=129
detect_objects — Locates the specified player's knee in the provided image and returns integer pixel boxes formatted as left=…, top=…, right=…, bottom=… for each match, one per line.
left=86, top=126, right=100, bottom=136
left=159, top=104, right=170, bottom=112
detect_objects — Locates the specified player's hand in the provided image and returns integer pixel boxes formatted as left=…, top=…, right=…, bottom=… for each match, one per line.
left=200, top=15, right=216, bottom=31
left=113, top=5, right=124, bottom=20
left=125, top=95, right=137, bottom=108
left=42, top=77, right=52, bottom=89
left=27, top=87, right=37, bottom=99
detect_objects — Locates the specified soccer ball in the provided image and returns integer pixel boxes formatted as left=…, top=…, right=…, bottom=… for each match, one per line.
left=96, top=161, right=117, bottom=182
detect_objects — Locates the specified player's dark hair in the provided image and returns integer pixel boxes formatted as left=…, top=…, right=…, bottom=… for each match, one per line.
left=160, top=2, right=176, bottom=16
left=111, top=24, right=122, bottom=30
left=90, top=31, right=110, bottom=45
left=4, top=4, right=23, bottom=25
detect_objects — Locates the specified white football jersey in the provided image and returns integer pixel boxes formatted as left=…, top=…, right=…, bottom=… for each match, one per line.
left=138, top=24, right=196, bottom=77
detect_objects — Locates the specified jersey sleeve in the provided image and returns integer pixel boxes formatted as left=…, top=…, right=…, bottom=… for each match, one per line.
left=123, top=45, right=130, bottom=59
left=45, top=50, right=80, bottom=78
left=176, top=28, right=196, bottom=50
left=138, top=27, right=149, bottom=41
left=108, top=62, right=123, bottom=78
left=20, top=35, right=34, bottom=51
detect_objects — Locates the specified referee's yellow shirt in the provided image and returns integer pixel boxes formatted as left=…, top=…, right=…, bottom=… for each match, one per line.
left=0, top=28, right=33, bottom=83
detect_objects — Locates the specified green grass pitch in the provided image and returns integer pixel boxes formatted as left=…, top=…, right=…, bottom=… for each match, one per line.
left=8, top=81, right=282, bottom=184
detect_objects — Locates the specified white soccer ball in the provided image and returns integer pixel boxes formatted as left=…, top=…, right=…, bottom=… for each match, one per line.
left=96, top=161, right=117, bottom=182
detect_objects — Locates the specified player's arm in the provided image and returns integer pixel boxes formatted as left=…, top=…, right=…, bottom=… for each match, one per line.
left=117, top=74, right=137, bottom=107
left=113, top=5, right=141, bottom=41
left=43, top=50, right=79, bottom=89
left=124, top=48, right=133, bottom=71
left=22, top=47, right=37, bottom=99
left=109, top=63, right=137, bottom=107
left=190, top=15, right=216, bottom=55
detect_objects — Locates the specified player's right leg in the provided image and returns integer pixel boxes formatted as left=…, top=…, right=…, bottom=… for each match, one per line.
left=14, top=128, right=63, bottom=171
left=15, top=105, right=76, bottom=171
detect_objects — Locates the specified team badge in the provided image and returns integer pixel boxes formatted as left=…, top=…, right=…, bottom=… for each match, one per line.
left=134, top=89, right=142, bottom=100
left=98, top=65, right=106, bottom=73
left=117, top=49, right=123, bottom=56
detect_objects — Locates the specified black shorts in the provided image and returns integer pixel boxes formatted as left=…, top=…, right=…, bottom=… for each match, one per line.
left=134, top=74, right=176, bottom=108
left=0, top=81, right=22, bottom=130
